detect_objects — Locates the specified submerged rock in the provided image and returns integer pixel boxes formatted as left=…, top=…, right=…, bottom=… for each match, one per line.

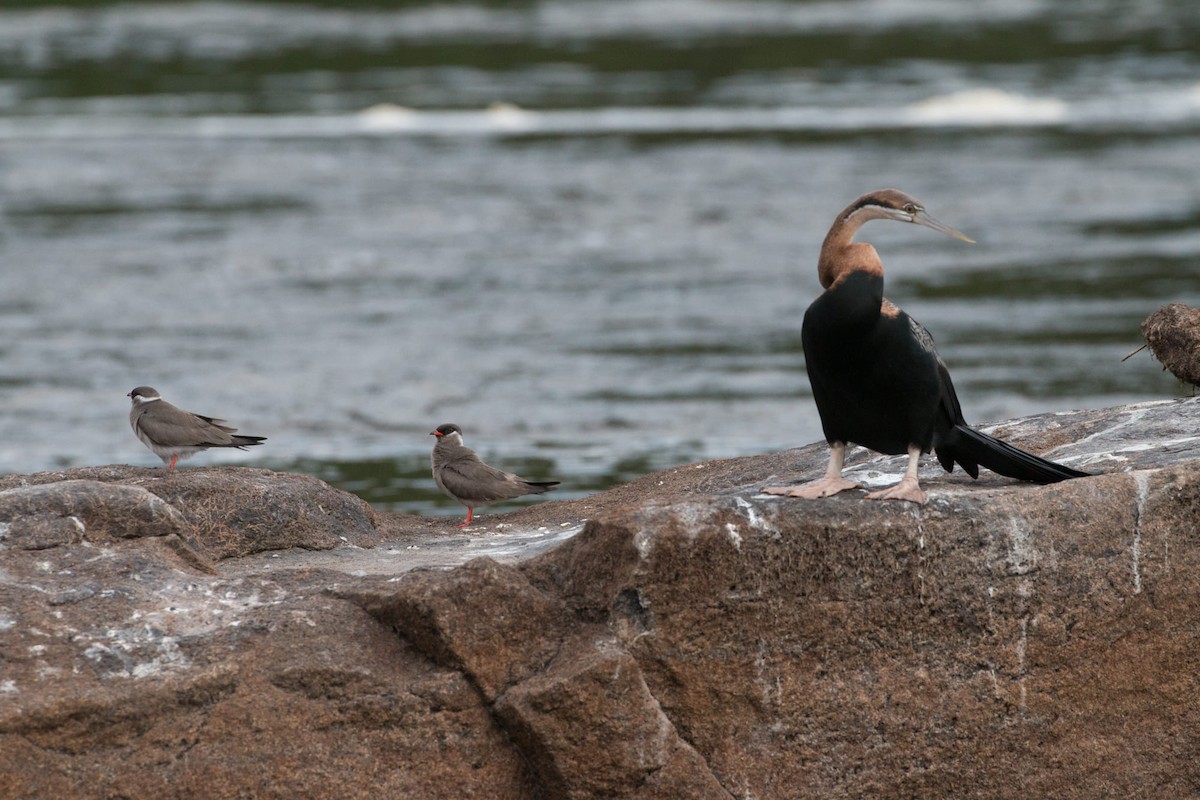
left=1, top=398, right=1199, bottom=798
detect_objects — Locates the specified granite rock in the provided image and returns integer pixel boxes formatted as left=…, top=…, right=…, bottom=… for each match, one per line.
left=2, top=398, right=1200, bottom=798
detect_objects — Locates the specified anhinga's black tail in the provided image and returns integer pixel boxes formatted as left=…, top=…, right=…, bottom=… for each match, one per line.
left=938, top=425, right=1091, bottom=484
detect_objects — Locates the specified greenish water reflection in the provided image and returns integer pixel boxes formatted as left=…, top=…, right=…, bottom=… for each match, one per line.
left=275, top=453, right=635, bottom=514
left=903, top=255, right=1198, bottom=302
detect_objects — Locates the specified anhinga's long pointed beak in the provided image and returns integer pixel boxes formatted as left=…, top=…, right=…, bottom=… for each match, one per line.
left=913, top=210, right=975, bottom=243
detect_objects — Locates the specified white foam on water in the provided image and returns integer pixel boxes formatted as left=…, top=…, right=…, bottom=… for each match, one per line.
left=3, top=82, right=1198, bottom=143
left=906, top=88, right=1067, bottom=126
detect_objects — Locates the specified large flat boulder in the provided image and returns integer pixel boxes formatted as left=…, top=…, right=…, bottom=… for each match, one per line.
left=1, top=397, right=1198, bottom=798
left=0, top=465, right=380, bottom=560
left=0, top=480, right=187, bottom=549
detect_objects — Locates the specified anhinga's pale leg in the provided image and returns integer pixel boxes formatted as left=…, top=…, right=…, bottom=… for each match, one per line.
left=864, top=445, right=927, bottom=505
left=764, top=442, right=863, bottom=499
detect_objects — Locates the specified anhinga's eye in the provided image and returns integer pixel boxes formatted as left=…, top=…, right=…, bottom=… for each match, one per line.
left=903, top=203, right=918, bottom=215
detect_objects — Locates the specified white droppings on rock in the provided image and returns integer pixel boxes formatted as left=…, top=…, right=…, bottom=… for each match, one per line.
left=131, top=637, right=185, bottom=679
left=733, top=495, right=779, bottom=535
left=851, top=470, right=907, bottom=489
left=1005, top=518, right=1038, bottom=576
left=724, top=523, right=742, bottom=552
left=79, top=626, right=189, bottom=679
left=1131, top=470, right=1153, bottom=594
left=668, top=503, right=718, bottom=539
left=633, top=529, right=654, bottom=560
left=290, top=610, right=318, bottom=628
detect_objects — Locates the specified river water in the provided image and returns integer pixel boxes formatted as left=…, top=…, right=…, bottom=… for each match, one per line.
left=1, top=0, right=1197, bottom=514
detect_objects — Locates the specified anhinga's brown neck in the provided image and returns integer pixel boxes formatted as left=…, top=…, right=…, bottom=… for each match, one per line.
left=817, top=199, right=888, bottom=289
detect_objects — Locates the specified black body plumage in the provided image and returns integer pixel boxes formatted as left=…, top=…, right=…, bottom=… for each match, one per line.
left=800, top=203, right=1089, bottom=487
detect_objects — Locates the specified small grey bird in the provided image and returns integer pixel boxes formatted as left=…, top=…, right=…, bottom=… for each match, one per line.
left=430, top=423, right=559, bottom=528
left=128, top=386, right=267, bottom=470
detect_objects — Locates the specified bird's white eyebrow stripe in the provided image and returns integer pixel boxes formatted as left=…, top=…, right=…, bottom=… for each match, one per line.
left=843, top=203, right=878, bottom=221
left=843, top=202, right=908, bottom=224
left=134, top=395, right=162, bottom=402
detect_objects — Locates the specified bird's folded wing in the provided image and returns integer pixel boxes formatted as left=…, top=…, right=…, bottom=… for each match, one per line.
left=139, top=408, right=238, bottom=447
left=439, top=459, right=525, bottom=502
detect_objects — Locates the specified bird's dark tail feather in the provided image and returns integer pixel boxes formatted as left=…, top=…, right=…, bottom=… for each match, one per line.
left=523, top=480, right=560, bottom=494
left=228, top=435, right=268, bottom=450
left=946, top=425, right=1090, bottom=484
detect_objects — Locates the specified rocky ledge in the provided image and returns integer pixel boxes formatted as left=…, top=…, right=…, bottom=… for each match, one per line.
left=1, top=398, right=1198, bottom=799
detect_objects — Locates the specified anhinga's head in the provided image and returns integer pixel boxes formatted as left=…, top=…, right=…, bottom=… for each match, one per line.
left=841, top=188, right=975, bottom=243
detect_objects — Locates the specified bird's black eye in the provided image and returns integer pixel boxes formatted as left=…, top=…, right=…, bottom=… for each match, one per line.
left=903, top=203, right=918, bottom=214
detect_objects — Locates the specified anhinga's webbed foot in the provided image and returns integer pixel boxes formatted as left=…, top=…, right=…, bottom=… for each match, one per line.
left=763, top=476, right=863, bottom=499
left=864, top=476, right=927, bottom=505
left=862, top=446, right=928, bottom=504
left=764, top=442, right=861, bottom=499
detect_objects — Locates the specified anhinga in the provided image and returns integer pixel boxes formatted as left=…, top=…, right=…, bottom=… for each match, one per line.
left=764, top=189, right=1089, bottom=505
